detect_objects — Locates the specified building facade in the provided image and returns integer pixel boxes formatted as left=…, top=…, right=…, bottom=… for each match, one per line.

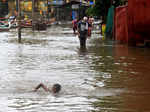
left=0, top=0, right=8, bottom=17
left=0, top=0, right=92, bottom=21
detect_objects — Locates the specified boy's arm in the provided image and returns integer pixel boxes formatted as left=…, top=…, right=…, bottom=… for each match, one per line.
left=34, top=83, right=49, bottom=92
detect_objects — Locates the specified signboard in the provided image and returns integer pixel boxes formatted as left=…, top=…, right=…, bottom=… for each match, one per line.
left=90, top=1, right=94, bottom=5
left=72, top=4, right=79, bottom=9
left=48, top=0, right=64, bottom=5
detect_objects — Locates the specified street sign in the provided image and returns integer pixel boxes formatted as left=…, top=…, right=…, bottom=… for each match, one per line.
left=72, top=4, right=79, bottom=9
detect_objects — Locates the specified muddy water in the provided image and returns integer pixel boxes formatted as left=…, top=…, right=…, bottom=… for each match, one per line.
left=0, top=26, right=150, bottom=112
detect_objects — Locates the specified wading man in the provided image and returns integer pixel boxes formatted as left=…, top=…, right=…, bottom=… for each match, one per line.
left=77, top=17, right=89, bottom=49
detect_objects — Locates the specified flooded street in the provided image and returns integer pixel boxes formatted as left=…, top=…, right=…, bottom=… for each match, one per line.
left=0, top=25, right=150, bottom=112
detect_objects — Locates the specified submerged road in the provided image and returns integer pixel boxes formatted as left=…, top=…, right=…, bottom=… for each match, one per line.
left=0, top=25, right=150, bottom=112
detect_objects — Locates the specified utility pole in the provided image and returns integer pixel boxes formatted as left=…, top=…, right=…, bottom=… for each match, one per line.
left=16, top=0, right=18, bottom=11
left=32, top=0, right=35, bottom=31
left=47, top=0, right=49, bottom=20
left=18, top=0, right=21, bottom=43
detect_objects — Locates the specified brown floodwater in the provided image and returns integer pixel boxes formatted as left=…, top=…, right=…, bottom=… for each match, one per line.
left=0, top=25, right=150, bottom=112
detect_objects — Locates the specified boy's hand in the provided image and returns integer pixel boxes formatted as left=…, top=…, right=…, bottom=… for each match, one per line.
left=77, top=32, right=80, bottom=36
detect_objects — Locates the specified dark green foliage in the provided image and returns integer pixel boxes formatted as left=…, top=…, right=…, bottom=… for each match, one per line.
left=86, top=0, right=122, bottom=19
left=94, top=0, right=110, bottom=17
left=86, top=7, right=94, bottom=16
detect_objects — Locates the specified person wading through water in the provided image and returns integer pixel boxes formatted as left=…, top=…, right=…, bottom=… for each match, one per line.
left=34, top=83, right=61, bottom=94
left=72, top=18, right=78, bottom=34
left=77, top=16, right=89, bottom=49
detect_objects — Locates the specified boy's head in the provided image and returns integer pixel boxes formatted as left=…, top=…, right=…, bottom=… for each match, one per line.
left=83, top=16, right=88, bottom=22
left=52, top=83, right=61, bottom=93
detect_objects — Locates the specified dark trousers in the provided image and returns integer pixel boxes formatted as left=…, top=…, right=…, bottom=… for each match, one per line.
left=79, top=36, right=87, bottom=49
left=73, top=26, right=77, bottom=34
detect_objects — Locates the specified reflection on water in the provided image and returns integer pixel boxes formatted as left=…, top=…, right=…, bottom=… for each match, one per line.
left=0, top=26, right=150, bottom=112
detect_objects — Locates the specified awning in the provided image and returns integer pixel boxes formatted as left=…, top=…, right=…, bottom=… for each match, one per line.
left=62, top=0, right=89, bottom=7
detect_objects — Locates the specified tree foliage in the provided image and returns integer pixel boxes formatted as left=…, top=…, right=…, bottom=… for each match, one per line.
left=93, top=0, right=110, bottom=17
left=86, top=0, right=123, bottom=18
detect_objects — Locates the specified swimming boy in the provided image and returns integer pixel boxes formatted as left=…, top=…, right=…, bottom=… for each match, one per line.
left=34, top=83, right=61, bottom=94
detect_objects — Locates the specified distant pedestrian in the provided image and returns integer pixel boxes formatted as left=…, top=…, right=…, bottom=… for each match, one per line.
left=87, top=16, right=94, bottom=37
left=72, top=18, right=78, bottom=34
left=77, top=17, right=89, bottom=49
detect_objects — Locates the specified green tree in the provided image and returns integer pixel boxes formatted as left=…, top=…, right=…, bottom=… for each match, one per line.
left=86, top=0, right=123, bottom=22
left=94, top=0, right=110, bottom=18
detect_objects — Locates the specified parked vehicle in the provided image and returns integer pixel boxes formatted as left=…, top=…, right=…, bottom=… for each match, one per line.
left=0, top=19, right=10, bottom=32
